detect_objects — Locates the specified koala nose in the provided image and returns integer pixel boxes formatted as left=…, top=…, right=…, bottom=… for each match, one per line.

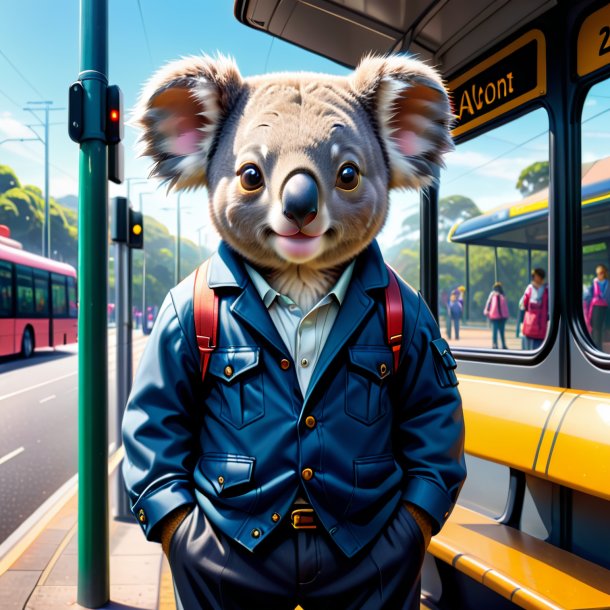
left=282, top=172, right=318, bottom=229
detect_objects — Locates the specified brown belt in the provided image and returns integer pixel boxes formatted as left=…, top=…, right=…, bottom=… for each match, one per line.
left=290, top=507, right=318, bottom=530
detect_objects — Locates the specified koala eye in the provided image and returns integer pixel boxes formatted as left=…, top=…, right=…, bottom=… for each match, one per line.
left=238, top=163, right=264, bottom=192
left=336, top=163, right=360, bottom=191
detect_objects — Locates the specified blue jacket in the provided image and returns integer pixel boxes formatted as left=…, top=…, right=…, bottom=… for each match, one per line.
left=122, top=240, right=466, bottom=557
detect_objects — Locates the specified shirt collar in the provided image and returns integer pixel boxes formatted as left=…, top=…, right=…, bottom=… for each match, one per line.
left=244, top=261, right=356, bottom=311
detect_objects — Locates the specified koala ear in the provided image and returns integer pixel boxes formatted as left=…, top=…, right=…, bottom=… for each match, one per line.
left=133, top=54, right=243, bottom=191
left=350, top=54, right=454, bottom=190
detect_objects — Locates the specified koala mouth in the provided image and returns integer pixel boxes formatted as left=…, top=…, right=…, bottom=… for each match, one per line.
left=273, top=230, right=324, bottom=261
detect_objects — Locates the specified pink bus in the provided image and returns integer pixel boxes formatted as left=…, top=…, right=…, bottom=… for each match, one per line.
left=0, top=227, right=77, bottom=358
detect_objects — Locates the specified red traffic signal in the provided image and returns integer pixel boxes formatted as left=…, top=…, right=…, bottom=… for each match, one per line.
left=106, top=85, right=123, bottom=144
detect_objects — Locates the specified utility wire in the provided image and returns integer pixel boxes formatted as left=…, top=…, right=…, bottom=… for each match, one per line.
left=0, top=87, right=21, bottom=109
left=0, top=49, right=45, bottom=100
left=136, top=0, right=154, bottom=68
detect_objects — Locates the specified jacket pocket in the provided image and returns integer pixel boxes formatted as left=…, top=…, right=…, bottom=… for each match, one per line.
left=354, top=454, right=397, bottom=488
left=208, top=347, right=264, bottom=428
left=195, top=453, right=255, bottom=497
left=345, top=346, right=392, bottom=425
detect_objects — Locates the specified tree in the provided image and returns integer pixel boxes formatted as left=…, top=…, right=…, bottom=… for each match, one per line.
left=0, top=165, right=20, bottom=194
left=515, top=161, right=549, bottom=197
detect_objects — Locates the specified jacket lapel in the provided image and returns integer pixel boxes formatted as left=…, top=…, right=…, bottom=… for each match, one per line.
left=304, top=241, right=389, bottom=405
left=211, top=242, right=290, bottom=357
left=231, top=286, right=289, bottom=357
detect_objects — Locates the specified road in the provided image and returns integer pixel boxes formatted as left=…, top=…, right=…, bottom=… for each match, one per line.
left=0, top=330, right=149, bottom=544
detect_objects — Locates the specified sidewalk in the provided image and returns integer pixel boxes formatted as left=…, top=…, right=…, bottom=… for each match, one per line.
left=0, top=449, right=175, bottom=610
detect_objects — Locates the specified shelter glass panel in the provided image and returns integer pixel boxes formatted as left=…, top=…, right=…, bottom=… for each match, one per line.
left=581, top=79, right=610, bottom=355
left=438, top=108, right=550, bottom=351
left=378, top=190, right=420, bottom=291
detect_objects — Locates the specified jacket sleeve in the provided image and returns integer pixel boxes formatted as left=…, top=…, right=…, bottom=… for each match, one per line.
left=121, top=289, right=200, bottom=541
left=522, top=285, right=531, bottom=311
left=395, top=291, right=466, bottom=535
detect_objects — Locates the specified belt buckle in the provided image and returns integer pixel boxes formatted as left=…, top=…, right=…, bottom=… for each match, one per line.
left=291, top=508, right=317, bottom=530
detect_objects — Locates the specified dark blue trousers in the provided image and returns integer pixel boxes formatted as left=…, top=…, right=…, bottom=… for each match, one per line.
left=169, top=503, right=425, bottom=609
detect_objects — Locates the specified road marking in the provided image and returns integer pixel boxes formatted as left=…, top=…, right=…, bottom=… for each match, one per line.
left=39, top=394, right=56, bottom=404
left=0, top=371, right=76, bottom=402
left=0, top=447, right=25, bottom=465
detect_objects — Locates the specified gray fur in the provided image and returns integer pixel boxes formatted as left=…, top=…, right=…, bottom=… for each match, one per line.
left=133, top=54, right=454, bottom=311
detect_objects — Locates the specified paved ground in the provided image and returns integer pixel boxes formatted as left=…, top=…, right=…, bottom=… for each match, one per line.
left=0, top=331, right=148, bottom=544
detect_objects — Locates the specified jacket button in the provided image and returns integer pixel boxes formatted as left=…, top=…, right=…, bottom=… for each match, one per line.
left=218, top=475, right=225, bottom=485
left=271, top=512, right=281, bottom=523
left=444, top=512, right=450, bottom=519
left=305, top=416, right=316, bottom=429
left=301, top=468, right=314, bottom=481
left=280, top=358, right=290, bottom=370
left=379, top=362, right=388, bottom=376
left=137, top=509, right=146, bottom=524
left=224, top=365, right=233, bottom=378
left=251, top=528, right=261, bottom=538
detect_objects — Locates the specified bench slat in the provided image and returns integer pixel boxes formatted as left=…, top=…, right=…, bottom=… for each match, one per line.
left=429, top=505, right=610, bottom=609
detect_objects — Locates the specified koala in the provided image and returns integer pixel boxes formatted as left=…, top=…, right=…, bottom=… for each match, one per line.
left=123, top=53, right=464, bottom=610
left=134, top=53, right=453, bottom=311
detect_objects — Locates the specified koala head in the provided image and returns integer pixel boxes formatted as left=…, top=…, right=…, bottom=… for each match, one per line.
left=134, top=54, right=453, bottom=274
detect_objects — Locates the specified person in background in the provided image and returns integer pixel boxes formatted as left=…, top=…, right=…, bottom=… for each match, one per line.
left=484, top=281, right=510, bottom=349
left=447, top=293, right=463, bottom=340
left=587, top=264, right=609, bottom=350
left=521, top=268, right=549, bottom=350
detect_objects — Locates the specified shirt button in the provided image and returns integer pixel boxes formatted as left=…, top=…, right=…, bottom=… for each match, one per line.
left=301, top=468, right=314, bottom=481
left=251, top=528, right=261, bottom=538
left=300, top=358, right=309, bottom=368
left=305, top=416, right=316, bottom=429
left=137, top=509, right=146, bottom=524
left=271, top=512, right=281, bottom=523
left=224, top=365, right=233, bottom=378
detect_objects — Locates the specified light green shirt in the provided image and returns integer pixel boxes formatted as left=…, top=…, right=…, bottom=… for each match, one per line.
left=244, top=262, right=355, bottom=396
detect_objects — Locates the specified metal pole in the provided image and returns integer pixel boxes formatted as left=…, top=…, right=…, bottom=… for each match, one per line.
left=175, top=193, right=181, bottom=284
left=115, top=238, right=132, bottom=520
left=465, top=244, right=470, bottom=321
left=44, top=104, right=50, bottom=258
left=139, top=193, right=146, bottom=330
left=420, top=166, right=440, bottom=321
left=77, top=0, right=109, bottom=606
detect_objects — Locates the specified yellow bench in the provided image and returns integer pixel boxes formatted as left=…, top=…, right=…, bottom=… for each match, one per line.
left=427, top=376, right=610, bottom=609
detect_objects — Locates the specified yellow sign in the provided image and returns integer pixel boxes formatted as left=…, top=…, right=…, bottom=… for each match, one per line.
left=578, top=4, right=610, bottom=77
left=448, top=30, right=546, bottom=138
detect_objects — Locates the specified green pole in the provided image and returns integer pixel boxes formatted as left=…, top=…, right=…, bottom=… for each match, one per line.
left=77, top=0, right=109, bottom=606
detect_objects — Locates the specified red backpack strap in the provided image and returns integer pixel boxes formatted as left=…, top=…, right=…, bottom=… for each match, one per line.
left=194, top=258, right=219, bottom=382
left=384, top=264, right=403, bottom=373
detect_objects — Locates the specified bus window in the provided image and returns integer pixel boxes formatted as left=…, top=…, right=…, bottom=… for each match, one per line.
left=441, top=108, right=550, bottom=352
left=34, top=270, right=49, bottom=316
left=0, top=261, right=13, bottom=317
left=16, top=265, right=34, bottom=316
left=379, top=190, right=421, bottom=291
left=67, top=276, right=77, bottom=318
left=51, top=273, right=68, bottom=317
left=581, top=79, right=610, bottom=355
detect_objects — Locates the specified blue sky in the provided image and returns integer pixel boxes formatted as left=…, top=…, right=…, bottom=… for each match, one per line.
left=0, top=1, right=347, bottom=250
left=2, top=2, right=610, bottom=252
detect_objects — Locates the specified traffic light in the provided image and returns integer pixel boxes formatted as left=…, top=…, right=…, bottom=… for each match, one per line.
left=128, top=209, right=144, bottom=249
left=106, top=85, right=123, bottom=144
left=106, top=85, right=124, bottom=184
